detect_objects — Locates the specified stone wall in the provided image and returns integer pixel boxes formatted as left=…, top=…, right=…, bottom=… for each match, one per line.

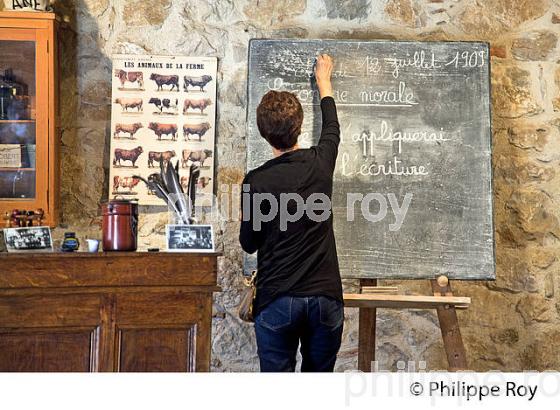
left=51, top=0, right=560, bottom=371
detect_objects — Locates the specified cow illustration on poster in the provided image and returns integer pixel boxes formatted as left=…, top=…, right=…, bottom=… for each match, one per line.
left=109, top=55, right=217, bottom=205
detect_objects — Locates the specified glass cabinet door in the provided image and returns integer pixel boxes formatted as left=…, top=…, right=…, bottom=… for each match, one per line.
left=0, top=30, right=41, bottom=202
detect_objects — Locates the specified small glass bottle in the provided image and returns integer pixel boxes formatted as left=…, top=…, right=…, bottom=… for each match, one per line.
left=61, top=232, right=80, bottom=252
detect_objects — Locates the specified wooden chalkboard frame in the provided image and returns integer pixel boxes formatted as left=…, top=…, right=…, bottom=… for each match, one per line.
left=245, top=39, right=495, bottom=281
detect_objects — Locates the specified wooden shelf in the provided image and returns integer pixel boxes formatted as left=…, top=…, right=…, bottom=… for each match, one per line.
left=344, top=293, right=471, bottom=309
left=0, top=119, right=35, bottom=123
left=0, top=167, right=35, bottom=171
left=0, top=11, right=57, bottom=21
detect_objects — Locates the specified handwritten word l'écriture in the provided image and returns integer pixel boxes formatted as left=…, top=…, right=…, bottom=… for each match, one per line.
left=340, top=154, right=429, bottom=178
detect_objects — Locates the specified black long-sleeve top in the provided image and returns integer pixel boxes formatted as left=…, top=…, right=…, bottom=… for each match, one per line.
left=240, top=96, right=343, bottom=315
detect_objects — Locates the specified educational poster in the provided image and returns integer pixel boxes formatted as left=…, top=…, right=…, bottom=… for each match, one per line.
left=109, top=54, right=217, bottom=205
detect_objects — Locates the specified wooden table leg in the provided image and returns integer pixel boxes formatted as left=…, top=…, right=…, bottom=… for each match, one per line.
left=358, top=279, right=377, bottom=372
left=431, top=279, right=468, bottom=371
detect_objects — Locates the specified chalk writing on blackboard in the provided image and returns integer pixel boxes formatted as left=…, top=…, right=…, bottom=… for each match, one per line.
left=246, top=40, right=494, bottom=281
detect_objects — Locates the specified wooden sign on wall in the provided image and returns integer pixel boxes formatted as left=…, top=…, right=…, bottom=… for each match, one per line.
left=246, top=39, right=494, bottom=280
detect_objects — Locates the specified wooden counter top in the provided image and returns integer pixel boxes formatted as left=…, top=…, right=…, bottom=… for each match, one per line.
left=0, top=251, right=222, bottom=290
left=0, top=251, right=222, bottom=258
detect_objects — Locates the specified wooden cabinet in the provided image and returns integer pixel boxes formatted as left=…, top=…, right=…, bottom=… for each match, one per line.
left=0, top=11, right=59, bottom=226
left=0, top=252, right=220, bottom=372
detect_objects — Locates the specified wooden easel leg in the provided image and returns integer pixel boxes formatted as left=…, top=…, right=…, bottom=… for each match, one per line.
left=431, top=279, right=468, bottom=371
left=358, top=279, right=377, bottom=372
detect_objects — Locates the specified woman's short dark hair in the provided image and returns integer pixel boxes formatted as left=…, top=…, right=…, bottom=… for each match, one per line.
left=256, top=91, right=303, bottom=150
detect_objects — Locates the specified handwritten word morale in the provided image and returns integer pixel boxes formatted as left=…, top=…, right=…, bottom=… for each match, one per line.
left=359, top=81, right=418, bottom=106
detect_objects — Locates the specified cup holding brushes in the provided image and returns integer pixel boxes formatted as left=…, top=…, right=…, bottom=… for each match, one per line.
left=134, top=159, right=197, bottom=225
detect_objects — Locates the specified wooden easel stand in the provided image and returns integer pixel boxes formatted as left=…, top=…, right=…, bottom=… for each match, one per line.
left=344, top=276, right=470, bottom=372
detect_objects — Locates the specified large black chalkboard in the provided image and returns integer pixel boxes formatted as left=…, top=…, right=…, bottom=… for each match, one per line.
left=245, top=39, right=494, bottom=280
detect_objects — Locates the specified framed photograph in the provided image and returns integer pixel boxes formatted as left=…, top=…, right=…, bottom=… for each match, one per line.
left=3, top=226, right=53, bottom=252
left=0, top=144, right=22, bottom=168
left=166, top=224, right=214, bottom=253
left=0, top=230, right=6, bottom=253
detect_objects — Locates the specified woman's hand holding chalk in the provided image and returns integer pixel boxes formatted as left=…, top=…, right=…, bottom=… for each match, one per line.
left=315, top=53, right=334, bottom=99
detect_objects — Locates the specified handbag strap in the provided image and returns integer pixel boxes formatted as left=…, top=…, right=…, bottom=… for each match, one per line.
left=243, top=270, right=257, bottom=288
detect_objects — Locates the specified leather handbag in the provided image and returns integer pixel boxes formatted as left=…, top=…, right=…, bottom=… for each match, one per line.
left=238, top=270, right=257, bottom=323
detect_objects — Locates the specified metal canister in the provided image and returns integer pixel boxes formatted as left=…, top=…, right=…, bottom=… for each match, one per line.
left=101, top=200, right=138, bottom=251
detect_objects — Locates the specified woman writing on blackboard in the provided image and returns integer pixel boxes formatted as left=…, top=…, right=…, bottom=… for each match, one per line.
left=240, top=54, right=343, bottom=372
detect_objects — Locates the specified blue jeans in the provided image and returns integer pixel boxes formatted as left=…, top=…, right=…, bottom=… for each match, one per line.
left=254, top=295, right=344, bottom=372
